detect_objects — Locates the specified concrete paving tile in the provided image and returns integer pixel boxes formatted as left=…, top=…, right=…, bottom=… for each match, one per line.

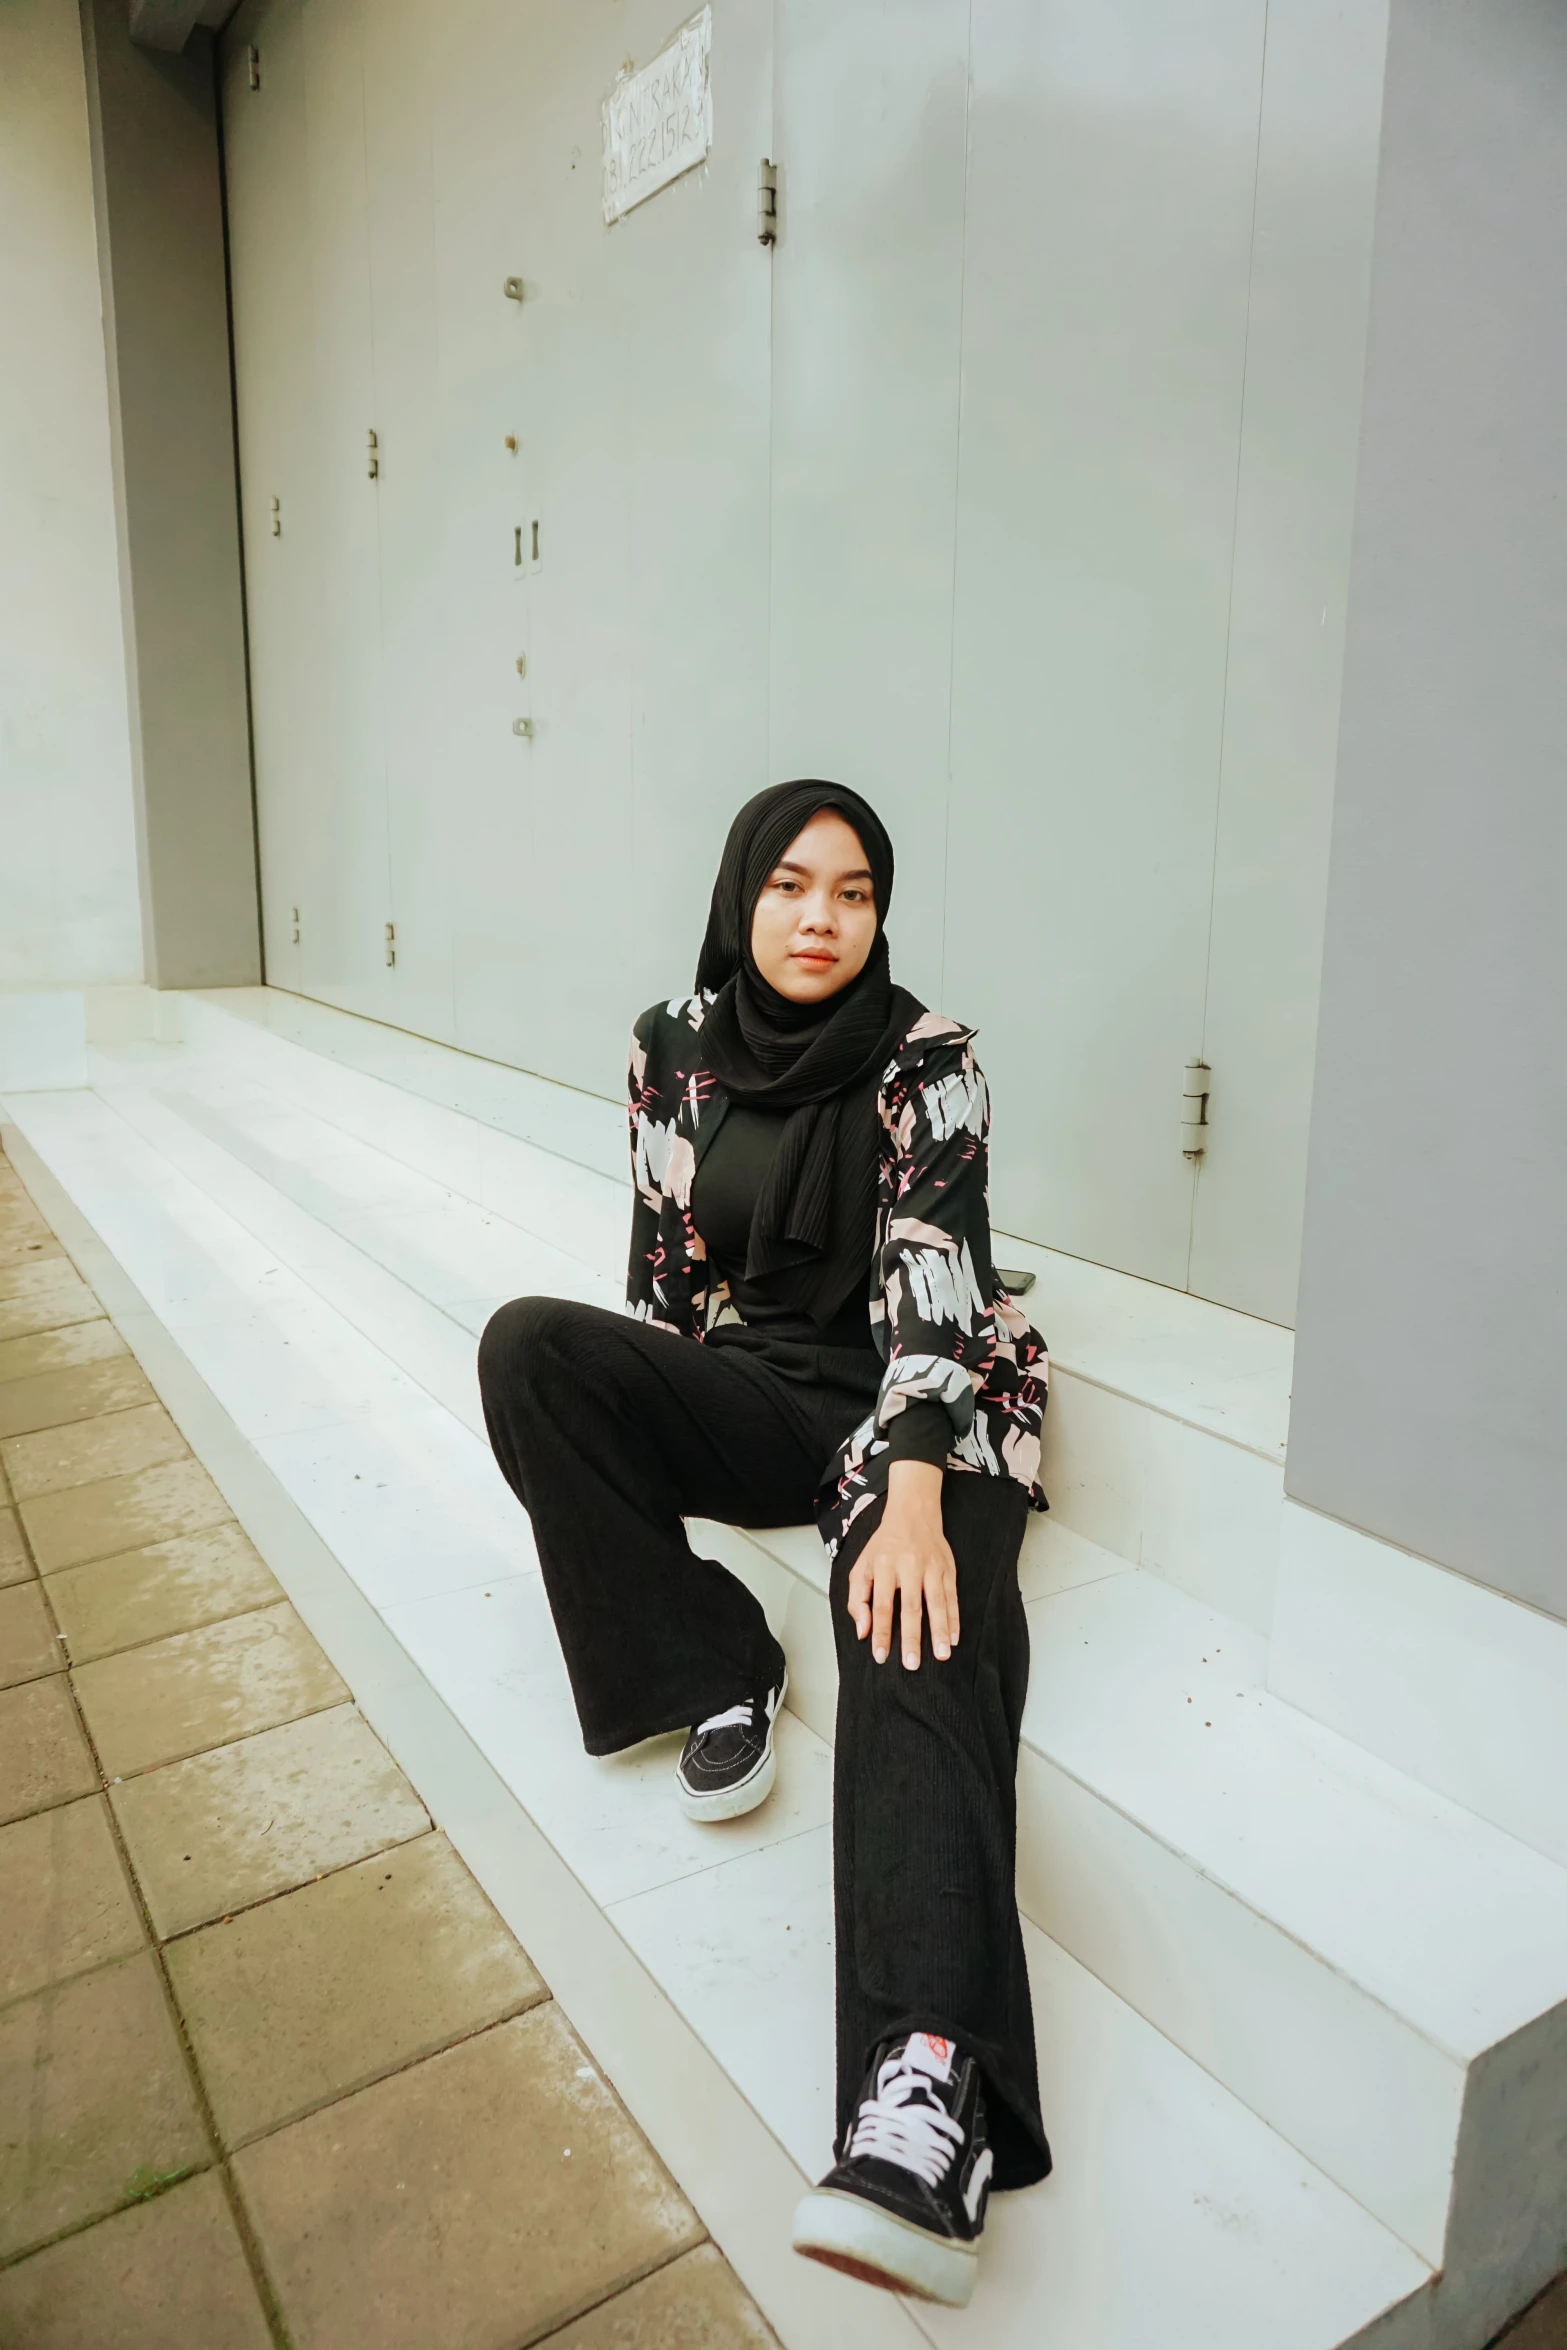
left=47, top=1521, right=283, bottom=1665
left=0, top=2169, right=273, bottom=2350
left=0, top=1677, right=98, bottom=1826
left=538, top=2245, right=780, bottom=2349
left=0, top=1503, right=31, bottom=1588
left=0, top=1227, right=59, bottom=1274
left=0, top=1190, right=58, bottom=1254
left=0, top=1256, right=82, bottom=1304
left=20, top=1456, right=233, bottom=1573
left=0, top=1315, right=128, bottom=1386
left=0, top=1176, right=48, bottom=1222
left=2, top=1400, right=187, bottom=1502
left=0, top=1951, right=210, bottom=2260
left=0, top=1795, right=146, bottom=2003
left=111, top=1704, right=430, bottom=1938
left=74, top=1601, right=349, bottom=1779
left=234, top=2004, right=703, bottom=2350
left=0, top=1354, right=156, bottom=1441
left=169, top=1830, right=547, bottom=2145
left=0, top=1576, right=63, bottom=1685
left=0, top=1260, right=100, bottom=1342
left=0, top=1316, right=125, bottom=1381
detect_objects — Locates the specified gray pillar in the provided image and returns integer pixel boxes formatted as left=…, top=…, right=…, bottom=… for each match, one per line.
left=79, top=0, right=260, bottom=989
left=1286, top=0, right=1567, bottom=1620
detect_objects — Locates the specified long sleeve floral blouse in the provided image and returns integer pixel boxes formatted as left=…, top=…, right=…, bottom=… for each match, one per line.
left=627, top=994, right=1049, bottom=1558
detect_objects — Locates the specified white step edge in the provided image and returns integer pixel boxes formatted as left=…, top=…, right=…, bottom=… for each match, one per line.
left=1271, top=1496, right=1567, bottom=1871
left=24, top=1044, right=1567, bottom=2320
left=171, top=985, right=1291, bottom=1636
left=0, top=1106, right=1439, bottom=2350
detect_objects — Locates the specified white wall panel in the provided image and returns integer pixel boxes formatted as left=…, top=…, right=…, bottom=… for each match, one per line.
left=767, top=0, right=970, bottom=1013
left=1188, top=0, right=1389, bottom=1324
left=945, top=0, right=1268, bottom=1291
left=297, top=0, right=394, bottom=1023
left=362, top=0, right=456, bottom=1045
left=425, top=0, right=597, bottom=1077
left=0, top=0, right=141, bottom=990
left=618, top=0, right=774, bottom=1040
left=223, top=0, right=311, bottom=997
left=435, top=1, right=771, bottom=1097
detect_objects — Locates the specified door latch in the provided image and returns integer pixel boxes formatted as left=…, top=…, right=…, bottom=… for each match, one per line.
left=757, top=160, right=778, bottom=246
left=1182, top=1060, right=1211, bottom=1160
left=270, top=495, right=281, bottom=537
left=247, top=44, right=260, bottom=89
left=367, top=429, right=379, bottom=481
left=384, top=922, right=396, bottom=968
left=290, top=906, right=300, bottom=944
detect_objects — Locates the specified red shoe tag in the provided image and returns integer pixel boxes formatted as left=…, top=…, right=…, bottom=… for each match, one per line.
left=902, top=2032, right=954, bottom=2083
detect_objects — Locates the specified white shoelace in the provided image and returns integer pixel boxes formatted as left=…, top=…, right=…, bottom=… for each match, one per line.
left=846, top=2051, right=966, bottom=2188
left=694, top=1699, right=755, bottom=1736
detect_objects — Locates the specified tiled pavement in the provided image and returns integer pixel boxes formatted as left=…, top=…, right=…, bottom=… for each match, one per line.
left=0, top=1147, right=778, bottom=2350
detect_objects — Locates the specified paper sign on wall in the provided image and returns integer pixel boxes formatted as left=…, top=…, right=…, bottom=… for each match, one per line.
left=601, top=6, right=712, bottom=225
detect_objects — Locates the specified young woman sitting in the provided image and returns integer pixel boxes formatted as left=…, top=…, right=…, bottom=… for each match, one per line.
left=479, top=778, right=1051, bottom=2307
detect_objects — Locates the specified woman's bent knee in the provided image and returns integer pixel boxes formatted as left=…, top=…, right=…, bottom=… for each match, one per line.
left=478, top=1294, right=587, bottom=1402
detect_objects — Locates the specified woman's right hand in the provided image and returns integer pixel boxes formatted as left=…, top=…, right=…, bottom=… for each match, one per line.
left=846, top=1458, right=957, bottom=1670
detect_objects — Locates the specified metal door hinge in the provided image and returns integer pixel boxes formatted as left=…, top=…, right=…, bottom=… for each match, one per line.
left=757, top=159, right=778, bottom=246
left=247, top=44, right=260, bottom=90
left=1182, top=1060, right=1211, bottom=1160
left=367, top=429, right=379, bottom=481
left=270, top=495, right=281, bottom=537
left=290, top=906, right=300, bottom=944
left=384, top=922, right=396, bottom=967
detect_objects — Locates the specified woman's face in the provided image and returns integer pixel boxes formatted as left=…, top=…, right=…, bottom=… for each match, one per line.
left=749, top=809, right=879, bottom=1004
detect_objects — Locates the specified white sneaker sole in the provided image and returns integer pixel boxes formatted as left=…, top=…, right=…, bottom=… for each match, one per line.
left=674, top=1673, right=787, bottom=1822
left=791, top=2186, right=977, bottom=2308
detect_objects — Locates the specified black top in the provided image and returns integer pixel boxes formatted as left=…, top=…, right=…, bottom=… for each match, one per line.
left=692, top=1104, right=950, bottom=1469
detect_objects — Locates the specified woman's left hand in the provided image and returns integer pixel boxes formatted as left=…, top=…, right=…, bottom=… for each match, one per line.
left=847, top=1458, right=958, bottom=1669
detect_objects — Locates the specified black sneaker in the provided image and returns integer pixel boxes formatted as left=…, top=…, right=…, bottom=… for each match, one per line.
left=791, top=2032, right=993, bottom=2307
left=674, top=1672, right=787, bottom=1821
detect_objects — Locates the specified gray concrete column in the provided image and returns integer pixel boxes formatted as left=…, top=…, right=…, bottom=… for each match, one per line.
left=78, top=0, right=260, bottom=989
left=1286, top=0, right=1567, bottom=1620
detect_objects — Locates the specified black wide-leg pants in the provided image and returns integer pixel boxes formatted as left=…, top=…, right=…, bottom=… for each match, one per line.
left=478, top=1295, right=1050, bottom=2189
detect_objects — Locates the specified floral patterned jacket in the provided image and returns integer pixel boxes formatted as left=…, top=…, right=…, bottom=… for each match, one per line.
left=627, top=994, right=1049, bottom=1557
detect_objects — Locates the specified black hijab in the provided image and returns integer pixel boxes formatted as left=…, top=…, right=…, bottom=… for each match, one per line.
left=694, top=780, right=924, bottom=1328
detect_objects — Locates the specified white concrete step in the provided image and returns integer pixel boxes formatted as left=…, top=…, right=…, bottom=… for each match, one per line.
left=174, top=985, right=1294, bottom=1638
left=1, top=1072, right=1435, bottom=2350
left=8, top=987, right=1567, bottom=2343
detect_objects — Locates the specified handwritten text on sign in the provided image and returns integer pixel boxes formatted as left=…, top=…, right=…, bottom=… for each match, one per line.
left=601, top=7, right=712, bottom=224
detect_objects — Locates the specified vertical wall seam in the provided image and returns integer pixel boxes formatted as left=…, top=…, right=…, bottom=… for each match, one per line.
left=937, top=0, right=976, bottom=1019
left=213, top=27, right=268, bottom=990
left=763, top=0, right=779, bottom=792
left=1186, top=0, right=1273, bottom=1284
left=355, top=31, right=395, bottom=924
